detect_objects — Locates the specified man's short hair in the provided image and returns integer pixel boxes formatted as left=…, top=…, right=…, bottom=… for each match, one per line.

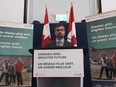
left=54, top=23, right=65, bottom=31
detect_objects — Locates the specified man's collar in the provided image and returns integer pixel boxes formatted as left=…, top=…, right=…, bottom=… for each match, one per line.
left=56, top=38, right=64, bottom=42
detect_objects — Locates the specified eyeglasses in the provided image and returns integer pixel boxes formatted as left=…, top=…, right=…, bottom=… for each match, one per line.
left=56, top=28, right=65, bottom=31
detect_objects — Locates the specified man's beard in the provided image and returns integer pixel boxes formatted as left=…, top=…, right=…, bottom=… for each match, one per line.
left=57, top=33, right=64, bottom=39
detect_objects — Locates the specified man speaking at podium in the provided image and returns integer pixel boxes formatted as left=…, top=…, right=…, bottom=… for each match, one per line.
left=39, top=23, right=80, bottom=87
left=44, top=23, right=74, bottom=48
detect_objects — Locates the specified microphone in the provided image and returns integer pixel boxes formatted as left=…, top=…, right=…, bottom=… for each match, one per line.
left=57, top=33, right=64, bottom=39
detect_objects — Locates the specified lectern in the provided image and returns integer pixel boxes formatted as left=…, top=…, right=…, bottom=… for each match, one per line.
left=29, top=47, right=85, bottom=87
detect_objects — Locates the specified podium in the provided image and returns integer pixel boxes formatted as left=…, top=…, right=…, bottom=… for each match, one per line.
left=29, top=47, right=86, bottom=87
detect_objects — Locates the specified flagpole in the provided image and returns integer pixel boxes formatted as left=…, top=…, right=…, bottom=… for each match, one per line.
left=70, top=2, right=73, bottom=6
left=41, top=5, right=51, bottom=47
left=37, top=5, right=49, bottom=86
left=69, top=4, right=82, bottom=87
left=45, top=5, right=47, bottom=8
left=70, top=2, right=73, bottom=8
left=67, top=2, right=77, bottom=46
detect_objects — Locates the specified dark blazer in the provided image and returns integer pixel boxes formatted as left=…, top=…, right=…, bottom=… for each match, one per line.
left=28, top=40, right=74, bottom=54
left=44, top=40, right=74, bottom=48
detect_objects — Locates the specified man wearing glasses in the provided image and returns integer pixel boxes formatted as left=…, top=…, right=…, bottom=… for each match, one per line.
left=44, top=23, right=73, bottom=47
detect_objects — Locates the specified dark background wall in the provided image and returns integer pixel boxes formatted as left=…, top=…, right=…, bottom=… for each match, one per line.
left=32, top=21, right=91, bottom=87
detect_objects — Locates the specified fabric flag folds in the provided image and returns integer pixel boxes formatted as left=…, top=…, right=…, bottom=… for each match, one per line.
left=41, top=7, right=51, bottom=47
left=67, top=5, right=77, bottom=46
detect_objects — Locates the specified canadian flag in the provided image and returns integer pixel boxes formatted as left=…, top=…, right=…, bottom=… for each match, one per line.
left=67, top=5, right=77, bottom=46
left=41, top=7, right=51, bottom=47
